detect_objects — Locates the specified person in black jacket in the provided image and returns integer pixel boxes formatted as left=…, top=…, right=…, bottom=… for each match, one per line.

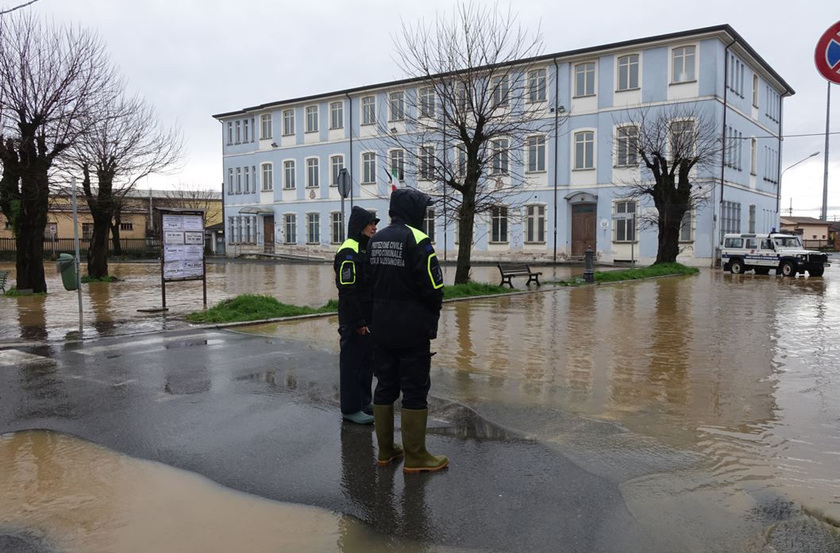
left=366, top=188, right=447, bottom=473
left=334, top=206, right=379, bottom=424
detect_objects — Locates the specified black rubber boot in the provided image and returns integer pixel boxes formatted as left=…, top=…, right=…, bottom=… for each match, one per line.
left=373, top=404, right=404, bottom=466
left=401, top=408, right=448, bottom=473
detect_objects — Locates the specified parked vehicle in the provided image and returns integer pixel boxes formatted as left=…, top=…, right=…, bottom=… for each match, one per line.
left=721, top=233, right=830, bottom=277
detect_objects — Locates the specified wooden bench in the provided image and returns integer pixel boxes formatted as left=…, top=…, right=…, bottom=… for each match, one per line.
left=497, top=263, right=542, bottom=288
left=0, top=270, right=8, bottom=293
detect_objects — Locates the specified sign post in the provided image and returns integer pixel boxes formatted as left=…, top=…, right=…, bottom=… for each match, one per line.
left=814, top=21, right=840, bottom=220
left=155, top=208, right=207, bottom=311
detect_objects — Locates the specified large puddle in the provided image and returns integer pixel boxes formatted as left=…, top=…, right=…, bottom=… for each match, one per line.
left=0, top=430, right=460, bottom=553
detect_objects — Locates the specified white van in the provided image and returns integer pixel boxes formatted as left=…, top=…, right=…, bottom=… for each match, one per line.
left=721, top=233, right=830, bottom=277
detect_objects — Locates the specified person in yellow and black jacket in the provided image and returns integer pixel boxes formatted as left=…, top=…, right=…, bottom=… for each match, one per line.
left=365, top=188, right=447, bottom=473
left=334, top=206, right=379, bottom=424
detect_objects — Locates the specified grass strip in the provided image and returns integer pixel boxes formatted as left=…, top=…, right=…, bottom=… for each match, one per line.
left=3, top=286, right=47, bottom=297
left=443, top=281, right=514, bottom=300
left=550, top=262, right=699, bottom=286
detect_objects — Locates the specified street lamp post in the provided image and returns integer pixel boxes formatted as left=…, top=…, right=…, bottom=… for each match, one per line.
left=778, top=151, right=820, bottom=218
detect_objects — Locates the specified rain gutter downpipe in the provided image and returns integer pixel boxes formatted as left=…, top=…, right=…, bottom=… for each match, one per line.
left=714, top=38, right=737, bottom=268
left=346, top=92, right=354, bottom=209
left=552, top=57, right=560, bottom=263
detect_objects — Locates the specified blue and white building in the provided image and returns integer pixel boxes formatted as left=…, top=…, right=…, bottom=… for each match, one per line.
left=213, top=25, right=793, bottom=264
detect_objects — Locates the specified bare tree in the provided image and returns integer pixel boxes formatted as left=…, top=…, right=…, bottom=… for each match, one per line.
left=161, top=183, right=223, bottom=227
left=0, top=13, right=118, bottom=292
left=389, top=2, right=555, bottom=284
left=617, top=104, right=721, bottom=264
left=70, top=94, right=183, bottom=278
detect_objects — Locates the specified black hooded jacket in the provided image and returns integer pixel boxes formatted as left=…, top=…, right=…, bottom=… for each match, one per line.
left=334, top=206, right=378, bottom=329
left=365, top=188, right=444, bottom=348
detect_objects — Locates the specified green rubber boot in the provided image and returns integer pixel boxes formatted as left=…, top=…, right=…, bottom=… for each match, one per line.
left=373, top=404, right=404, bottom=466
left=401, top=408, right=448, bottom=474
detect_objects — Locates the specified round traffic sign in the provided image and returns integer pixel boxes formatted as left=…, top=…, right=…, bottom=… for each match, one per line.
left=815, top=21, right=840, bottom=84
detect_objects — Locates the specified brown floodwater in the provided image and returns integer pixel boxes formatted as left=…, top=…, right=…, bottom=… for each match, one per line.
left=0, top=430, right=464, bottom=553
left=244, top=265, right=840, bottom=547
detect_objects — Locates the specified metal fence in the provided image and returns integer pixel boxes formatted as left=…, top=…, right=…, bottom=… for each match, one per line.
left=0, top=237, right=161, bottom=256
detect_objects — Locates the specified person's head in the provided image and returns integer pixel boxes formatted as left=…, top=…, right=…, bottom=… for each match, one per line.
left=362, top=220, right=377, bottom=238
left=388, top=188, right=432, bottom=229
left=347, top=206, right=379, bottom=241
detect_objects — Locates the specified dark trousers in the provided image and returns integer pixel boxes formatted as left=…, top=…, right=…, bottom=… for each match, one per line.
left=373, top=342, right=431, bottom=410
left=339, top=327, right=374, bottom=414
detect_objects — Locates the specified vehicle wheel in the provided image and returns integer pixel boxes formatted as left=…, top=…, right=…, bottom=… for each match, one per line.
left=808, top=267, right=825, bottom=277
left=755, top=267, right=770, bottom=275
left=730, top=258, right=745, bottom=274
left=780, top=260, right=797, bottom=277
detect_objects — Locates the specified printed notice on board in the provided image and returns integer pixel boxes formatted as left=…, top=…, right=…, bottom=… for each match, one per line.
left=184, top=231, right=204, bottom=245
left=162, top=215, right=183, bottom=231
left=160, top=212, right=205, bottom=280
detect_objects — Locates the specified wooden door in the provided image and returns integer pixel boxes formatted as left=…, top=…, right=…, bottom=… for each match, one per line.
left=263, top=216, right=275, bottom=254
left=571, top=204, right=596, bottom=256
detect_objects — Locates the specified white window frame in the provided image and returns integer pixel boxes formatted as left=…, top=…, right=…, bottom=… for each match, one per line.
left=389, top=91, right=405, bottom=122
left=389, top=149, right=405, bottom=182
left=235, top=120, right=241, bottom=144
left=615, top=125, right=639, bottom=167
left=244, top=165, right=250, bottom=193
left=525, top=204, right=546, bottom=244
left=491, top=138, right=509, bottom=175
left=419, top=145, right=435, bottom=181
left=671, top=45, right=696, bottom=84
left=490, top=206, right=508, bottom=243
left=492, top=75, right=510, bottom=108
left=306, top=212, right=320, bottom=244
left=679, top=210, right=693, bottom=243
left=243, top=118, right=250, bottom=143
left=330, top=155, right=344, bottom=187
left=329, top=101, right=343, bottom=130
left=305, top=105, right=319, bottom=133
left=227, top=168, right=234, bottom=194
left=261, top=113, right=272, bottom=139
left=331, top=211, right=344, bottom=244
left=613, top=200, right=637, bottom=243
left=261, top=163, right=273, bottom=192
left=361, top=96, right=376, bottom=125
left=574, top=130, right=595, bottom=170
left=574, top=62, right=596, bottom=97
left=527, top=68, right=547, bottom=103
left=305, top=157, right=320, bottom=188
left=617, top=54, right=639, bottom=91
left=420, top=87, right=436, bottom=118
left=283, top=159, right=296, bottom=190
left=362, top=152, right=376, bottom=184
left=236, top=167, right=242, bottom=194
left=752, top=74, right=759, bottom=108
left=526, top=135, right=546, bottom=173
left=282, top=109, right=295, bottom=136
left=226, top=122, right=233, bottom=145
left=283, top=213, right=297, bottom=244
left=750, top=138, right=757, bottom=176
left=423, top=207, right=436, bottom=243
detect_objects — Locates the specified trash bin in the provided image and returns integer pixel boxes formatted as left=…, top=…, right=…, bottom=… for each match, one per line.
left=57, top=253, right=78, bottom=291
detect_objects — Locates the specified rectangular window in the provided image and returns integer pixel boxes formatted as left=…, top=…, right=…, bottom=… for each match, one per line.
left=527, top=69, right=547, bottom=103
left=670, top=120, right=695, bottom=158
left=227, top=217, right=235, bottom=244
left=750, top=138, right=757, bottom=175
left=491, top=139, right=509, bottom=175
left=420, top=87, right=436, bottom=118
left=574, top=62, right=595, bottom=97
left=748, top=204, right=756, bottom=233
left=226, top=122, right=233, bottom=145
left=390, top=149, right=404, bottom=181
left=616, top=126, right=638, bottom=167
left=283, top=160, right=296, bottom=190
left=720, top=200, right=742, bottom=240
left=283, top=109, right=295, bottom=136
left=362, top=152, right=376, bottom=184
left=261, top=163, right=273, bottom=191
left=227, top=168, right=234, bottom=194
left=261, top=114, right=272, bottom=139
left=423, top=208, right=435, bottom=243
left=244, top=166, right=250, bottom=193
left=243, top=119, right=250, bottom=142
left=284, top=214, right=297, bottom=244
left=389, top=91, right=404, bottom=121
left=614, top=201, right=637, bottom=242
left=330, top=155, right=344, bottom=186
left=491, top=206, right=508, bottom=243
left=306, top=213, right=320, bottom=244
left=456, top=83, right=469, bottom=113
left=574, top=131, right=594, bottom=169
left=362, top=96, right=376, bottom=125
left=236, top=216, right=242, bottom=244
left=617, top=54, right=639, bottom=91
left=752, top=74, right=759, bottom=107
left=679, top=211, right=692, bottom=242
left=527, top=136, right=546, bottom=172
left=456, top=146, right=467, bottom=178
left=235, top=121, right=241, bottom=143
left=331, top=212, right=344, bottom=244
left=672, top=46, right=696, bottom=83
left=330, top=102, right=343, bottom=130
left=305, top=106, right=318, bottom=133
left=120, top=222, right=133, bottom=231
left=765, top=86, right=780, bottom=122
left=525, top=205, right=546, bottom=243
left=306, top=158, right=319, bottom=188
left=236, top=167, right=242, bottom=193
left=420, top=145, right=435, bottom=180
left=492, top=76, right=509, bottom=107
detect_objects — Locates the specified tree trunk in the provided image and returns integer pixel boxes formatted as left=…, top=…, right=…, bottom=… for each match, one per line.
left=14, top=166, right=50, bottom=293
left=454, top=203, right=476, bottom=284
left=111, top=215, right=122, bottom=256
left=15, top=220, right=47, bottom=293
left=87, top=213, right=111, bottom=278
left=655, top=206, right=684, bottom=264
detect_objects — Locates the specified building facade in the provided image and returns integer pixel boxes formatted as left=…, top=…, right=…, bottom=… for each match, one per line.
left=214, top=25, right=792, bottom=265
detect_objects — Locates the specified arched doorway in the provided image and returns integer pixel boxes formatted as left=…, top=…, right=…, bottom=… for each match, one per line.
left=566, top=192, right=597, bottom=257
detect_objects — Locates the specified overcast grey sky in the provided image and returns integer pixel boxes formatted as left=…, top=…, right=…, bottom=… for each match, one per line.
left=23, top=0, right=840, bottom=218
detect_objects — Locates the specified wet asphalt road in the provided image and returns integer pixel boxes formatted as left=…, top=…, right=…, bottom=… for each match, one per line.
left=0, top=328, right=667, bottom=553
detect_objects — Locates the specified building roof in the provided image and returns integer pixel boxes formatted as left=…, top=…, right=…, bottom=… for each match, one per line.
left=213, top=24, right=794, bottom=120
left=780, top=217, right=830, bottom=225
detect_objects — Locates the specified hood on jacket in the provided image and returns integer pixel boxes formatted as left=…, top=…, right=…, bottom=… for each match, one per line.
left=389, top=188, right=432, bottom=229
left=347, top=206, right=379, bottom=241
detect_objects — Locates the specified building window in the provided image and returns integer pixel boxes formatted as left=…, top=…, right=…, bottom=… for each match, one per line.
left=120, top=221, right=133, bottom=231
left=669, top=120, right=695, bottom=157
left=525, top=205, right=546, bottom=243
left=672, top=46, right=696, bottom=83
left=491, top=206, right=508, bottom=243
left=748, top=204, right=756, bottom=233
left=456, top=146, right=467, bottom=177
left=616, top=126, right=638, bottom=167
left=491, top=138, right=509, bottom=175
left=306, top=158, right=319, bottom=188
left=283, top=160, right=296, bottom=190
left=82, top=223, right=94, bottom=240
left=389, top=91, right=404, bottom=121
left=227, top=168, right=234, bottom=195
left=330, top=155, right=344, bottom=186
left=261, top=114, right=272, bottom=139
left=243, top=119, right=250, bottom=142
left=243, top=166, right=250, bottom=193
left=527, top=68, right=546, bottom=103
left=330, top=102, right=343, bottom=130
left=362, top=96, right=376, bottom=125
left=227, top=217, right=235, bottom=244
left=261, top=163, right=273, bottom=191
left=750, top=138, right=757, bottom=175
left=617, top=54, right=639, bottom=91
left=456, top=83, right=469, bottom=113
left=423, top=207, right=435, bottom=242
left=527, top=136, right=546, bottom=172
left=389, top=149, right=404, bottom=182
left=724, top=125, right=743, bottom=170
left=362, top=152, right=376, bottom=184
left=284, top=214, right=297, bottom=244
left=305, top=106, right=319, bottom=133
left=728, top=53, right=745, bottom=97
left=752, top=74, right=759, bottom=107
left=420, top=145, right=435, bottom=180
left=236, top=167, right=242, bottom=194
left=574, top=62, right=595, bottom=97
left=306, top=213, right=320, bottom=244
left=235, top=120, right=241, bottom=143
left=330, top=212, right=344, bottom=244
left=614, top=201, right=636, bottom=242
left=420, top=87, right=436, bottom=118
left=226, top=122, right=232, bottom=145
left=679, top=211, right=692, bottom=242
left=574, top=131, right=594, bottom=169
left=765, top=86, right=780, bottom=122
left=283, top=109, right=295, bottom=136
left=720, top=201, right=741, bottom=241
left=492, top=76, right=509, bottom=107
left=763, top=146, right=779, bottom=184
